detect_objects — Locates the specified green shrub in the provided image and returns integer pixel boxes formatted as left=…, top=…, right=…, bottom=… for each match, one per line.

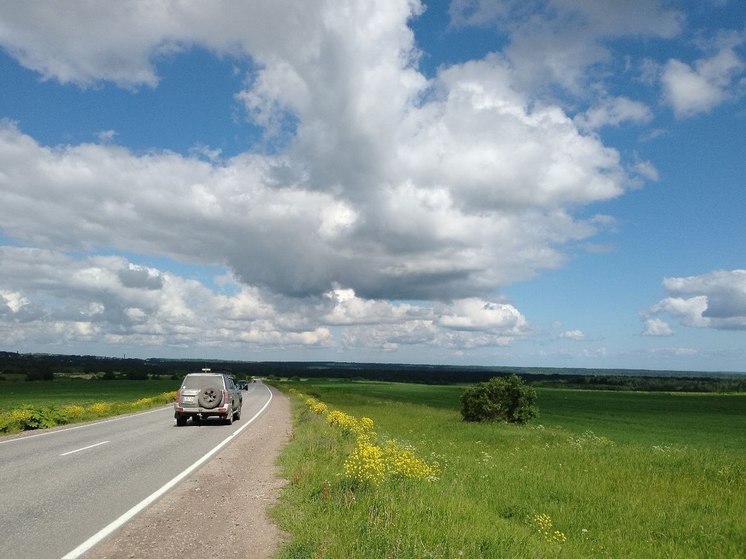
left=460, top=374, right=538, bottom=424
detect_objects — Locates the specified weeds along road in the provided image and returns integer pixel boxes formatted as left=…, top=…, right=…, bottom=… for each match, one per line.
left=0, top=382, right=273, bottom=559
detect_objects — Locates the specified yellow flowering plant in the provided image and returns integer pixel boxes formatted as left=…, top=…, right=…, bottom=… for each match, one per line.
left=300, top=390, right=439, bottom=486
left=533, top=513, right=567, bottom=544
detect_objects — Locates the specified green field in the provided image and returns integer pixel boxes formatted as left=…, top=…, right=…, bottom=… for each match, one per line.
left=0, top=379, right=180, bottom=412
left=295, top=381, right=746, bottom=449
left=272, top=380, right=746, bottom=558
left=0, top=379, right=181, bottom=433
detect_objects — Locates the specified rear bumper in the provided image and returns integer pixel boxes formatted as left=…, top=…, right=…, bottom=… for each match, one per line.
left=174, top=404, right=231, bottom=417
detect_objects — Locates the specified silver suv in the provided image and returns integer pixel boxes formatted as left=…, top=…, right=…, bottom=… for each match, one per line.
left=174, top=371, right=243, bottom=426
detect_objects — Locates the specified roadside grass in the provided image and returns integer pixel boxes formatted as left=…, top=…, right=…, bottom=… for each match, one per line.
left=0, top=379, right=179, bottom=434
left=271, top=380, right=746, bottom=559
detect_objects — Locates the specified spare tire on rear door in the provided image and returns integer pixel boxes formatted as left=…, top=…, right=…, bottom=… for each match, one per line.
left=198, top=386, right=222, bottom=409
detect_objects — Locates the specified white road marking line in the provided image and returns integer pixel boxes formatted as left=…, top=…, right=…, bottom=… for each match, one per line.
left=60, top=385, right=274, bottom=559
left=60, top=440, right=110, bottom=456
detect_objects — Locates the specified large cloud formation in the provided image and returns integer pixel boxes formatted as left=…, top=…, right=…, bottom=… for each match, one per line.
left=0, top=246, right=529, bottom=353
left=0, top=1, right=632, bottom=299
left=0, top=1, right=739, bottom=357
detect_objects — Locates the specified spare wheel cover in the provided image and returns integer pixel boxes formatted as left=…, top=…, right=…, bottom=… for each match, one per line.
left=198, top=386, right=222, bottom=409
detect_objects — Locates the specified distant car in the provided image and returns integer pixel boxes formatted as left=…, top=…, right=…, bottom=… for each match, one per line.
left=174, top=372, right=242, bottom=426
left=236, top=380, right=249, bottom=390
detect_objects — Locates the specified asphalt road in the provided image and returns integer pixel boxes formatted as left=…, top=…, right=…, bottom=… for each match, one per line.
left=0, top=382, right=273, bottom=559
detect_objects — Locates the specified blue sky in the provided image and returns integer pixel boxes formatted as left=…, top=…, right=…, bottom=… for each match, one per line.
left=0, top=1, right=744, bottom=372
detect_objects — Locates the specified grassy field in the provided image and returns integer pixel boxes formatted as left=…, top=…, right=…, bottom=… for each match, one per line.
left=271, top=380, right=746, bottom=558
left=0, top=379, right=180, bottom=412
left=0, top=379, right=180, bottom=433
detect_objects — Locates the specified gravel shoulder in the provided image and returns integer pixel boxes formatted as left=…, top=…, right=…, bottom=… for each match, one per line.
left=85, top=386, right=291, bottom=559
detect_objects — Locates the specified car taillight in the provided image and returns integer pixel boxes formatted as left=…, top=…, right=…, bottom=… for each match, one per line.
left=175, top=389, right=181, bottom=402
left=223, top=389, right=230, bottom=404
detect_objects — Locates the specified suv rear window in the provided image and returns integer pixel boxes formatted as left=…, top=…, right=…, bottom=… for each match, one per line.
left=182, top=375, right=224, bottom=390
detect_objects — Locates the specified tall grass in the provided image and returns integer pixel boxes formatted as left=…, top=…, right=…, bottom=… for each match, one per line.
left=271, top=381, right=745, bottom=558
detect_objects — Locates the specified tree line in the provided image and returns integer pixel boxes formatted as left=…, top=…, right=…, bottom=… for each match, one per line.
left=1, top=351, right=744, bottom=392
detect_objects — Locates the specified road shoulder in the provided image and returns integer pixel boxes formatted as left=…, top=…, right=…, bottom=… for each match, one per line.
left=85, top=386, right=291, bottom=559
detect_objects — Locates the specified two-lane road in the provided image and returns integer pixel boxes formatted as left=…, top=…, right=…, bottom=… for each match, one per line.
left=0, top=382, right=273, bottom=559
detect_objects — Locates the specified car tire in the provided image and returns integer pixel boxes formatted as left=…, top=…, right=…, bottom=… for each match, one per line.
left=234, top=407, right=241, bottom=421
left=198, top=387, right=222, bottom=409
left=176, top=414, right=187, bottom=427
left=225, top=409, right=234, bottom=425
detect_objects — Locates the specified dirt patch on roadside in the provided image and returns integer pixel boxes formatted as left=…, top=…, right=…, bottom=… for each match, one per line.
left=85, top=386, right=291, bottom=559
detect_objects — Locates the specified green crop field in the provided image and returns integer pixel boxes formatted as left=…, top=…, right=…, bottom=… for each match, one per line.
left=272, top=380, right=746, bottom=558
left=0, top=379, right=181, bottom=433
left=0, top=379, right=180, bottom=412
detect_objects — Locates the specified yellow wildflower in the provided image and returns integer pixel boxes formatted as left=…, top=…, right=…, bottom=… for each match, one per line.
left=343, top=440, right=386, bottom=485
left=533, top=513, right=567, bottom=544
left=87, top=402, right=111, bottom=415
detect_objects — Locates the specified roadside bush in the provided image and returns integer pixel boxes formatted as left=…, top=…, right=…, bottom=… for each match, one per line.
left=460, top=374, right=538, bottom=424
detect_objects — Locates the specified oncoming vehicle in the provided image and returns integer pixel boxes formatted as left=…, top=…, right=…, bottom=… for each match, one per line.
left=174, top=371, right=242, bottom=426
left=235, top=380, right=249, bottom=390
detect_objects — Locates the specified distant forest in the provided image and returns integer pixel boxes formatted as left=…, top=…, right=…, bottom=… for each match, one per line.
left=1, top=351, right=744, bottom=393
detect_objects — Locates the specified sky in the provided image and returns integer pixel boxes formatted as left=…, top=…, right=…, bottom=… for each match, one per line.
left=0, top=0, right=744, bottom=373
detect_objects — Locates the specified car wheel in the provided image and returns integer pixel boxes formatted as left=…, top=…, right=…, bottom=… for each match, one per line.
left=234, top=406, right=241, bottom=421
left=198, top=387, right=222, bottom=409
left=176, top=414, right=187, bottom=427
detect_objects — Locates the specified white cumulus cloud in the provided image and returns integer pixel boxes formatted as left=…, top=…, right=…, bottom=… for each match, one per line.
left=642, top=318, right=674, bottom=337
left=575, top=97, right=653, bottom=131
left=644, top=270, right=746, bottom=331
left=661, top=35, right=745, bottom=117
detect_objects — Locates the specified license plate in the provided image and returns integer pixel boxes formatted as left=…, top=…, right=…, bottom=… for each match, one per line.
left=182, top=395, right=195, bottom=403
